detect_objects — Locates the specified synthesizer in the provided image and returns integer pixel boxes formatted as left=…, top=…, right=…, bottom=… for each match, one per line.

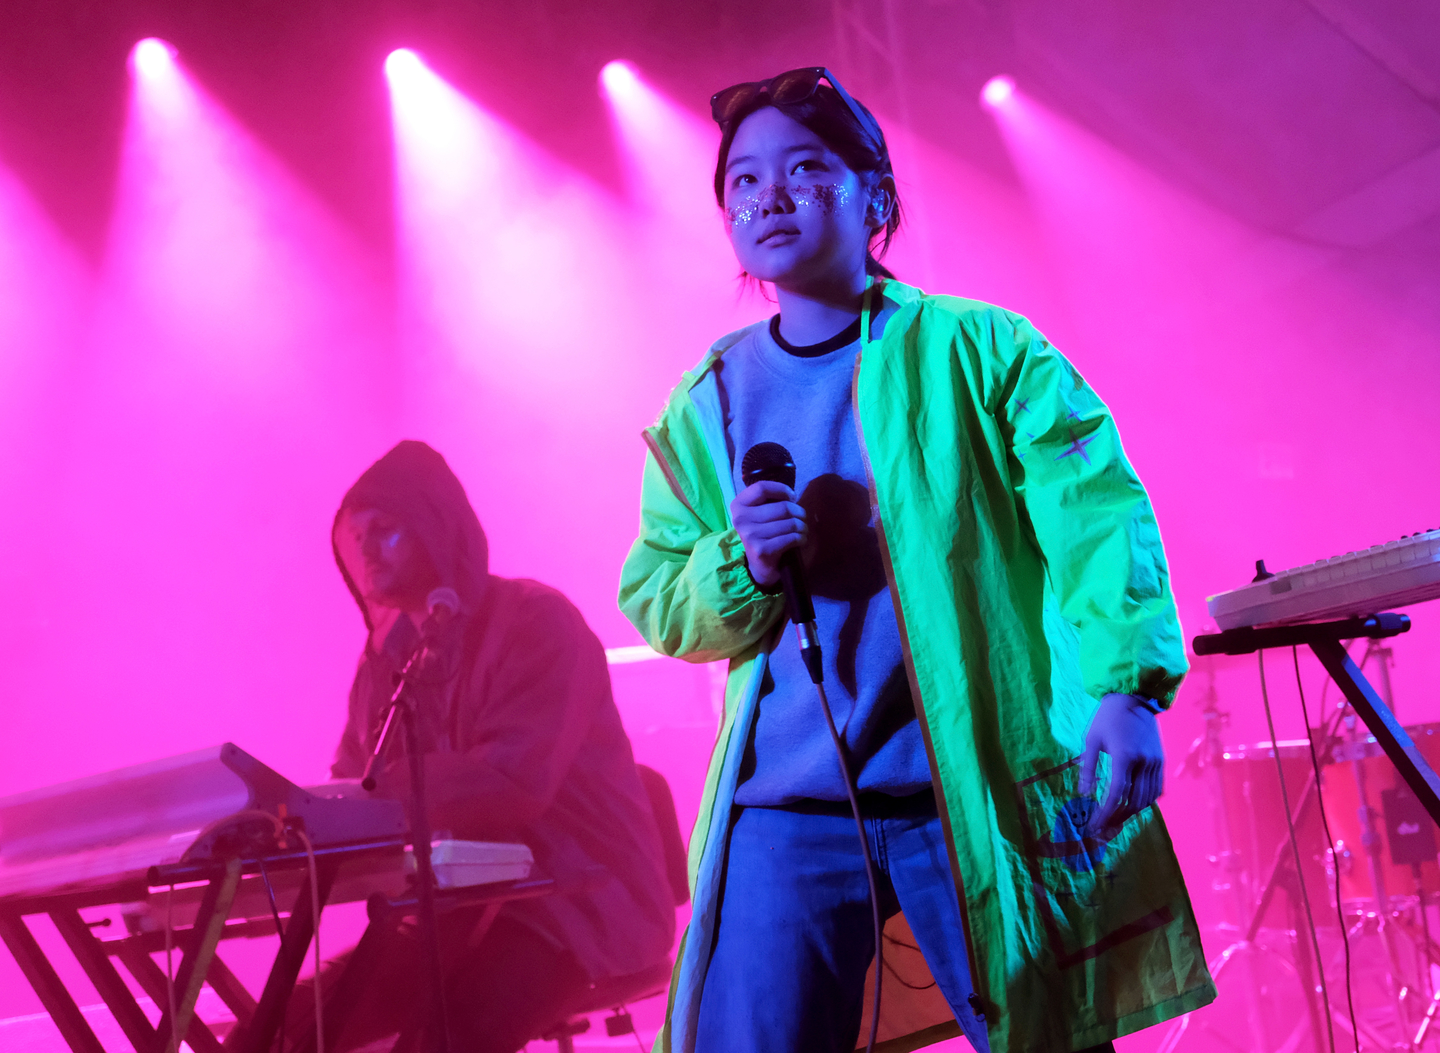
left=0, top=744, right=408, bottom=900
left=1207, top=528, right=1440, bottom=630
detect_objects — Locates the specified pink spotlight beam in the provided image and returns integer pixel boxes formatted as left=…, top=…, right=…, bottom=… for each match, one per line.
left=981, top=75, right=1016, bottom=108
left=598, top=59, right=719, bottom=220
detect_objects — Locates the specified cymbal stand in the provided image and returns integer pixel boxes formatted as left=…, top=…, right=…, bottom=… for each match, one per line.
left=1194, top=668, right=1273, bottom=1051
left=1158, top=712, right=1343, bottom=1053
left=1354, top=637, right=1440, bottom=1051
left=1403, top=893, right=1440, bottom=1049
left=1164, top=614, right=1423, bottom=1053
left=1338, top=703, right=1416, bottom=1033
left=1191, top=613, right=1440, bottom=1053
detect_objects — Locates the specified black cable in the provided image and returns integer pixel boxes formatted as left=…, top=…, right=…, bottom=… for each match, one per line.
left=879, top=929, right=936, bottom=988
left=1259, top=648, right=1337, bottom=1053
left=882, top=956, right=937, bottom=991
left=257, top=859, right=285, bottom=938
left=812, top=677, right=883, bottom=1053
left=1292, top=646, right=1360, bottom=1051
left=622, top=1004, right=647, bottom=1053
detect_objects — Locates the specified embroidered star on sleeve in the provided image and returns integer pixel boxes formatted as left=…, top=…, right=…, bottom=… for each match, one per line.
left=1055, top=428, right=1094, bottom=465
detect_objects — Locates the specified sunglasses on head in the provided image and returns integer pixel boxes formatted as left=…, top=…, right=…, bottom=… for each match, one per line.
left=710, top=67, right=885, bottom=151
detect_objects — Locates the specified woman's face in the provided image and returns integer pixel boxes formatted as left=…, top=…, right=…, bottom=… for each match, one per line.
left=721, top=106, right=878, bottom=290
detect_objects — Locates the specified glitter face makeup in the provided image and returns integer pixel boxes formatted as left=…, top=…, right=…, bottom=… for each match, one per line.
left=724, top=182, right=852, bottom=229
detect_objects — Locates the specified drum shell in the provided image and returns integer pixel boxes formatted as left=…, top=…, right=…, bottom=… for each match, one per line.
left=1219, top=740, right=1332, bottom=925
left=1320, top=722, right=1440, bottom=902
left=1219, top=724, right=1440, bottom=923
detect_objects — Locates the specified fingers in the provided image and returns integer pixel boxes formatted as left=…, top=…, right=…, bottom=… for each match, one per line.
left=739, top=507, right=807, bottom=553
left=741, top=506, right=808, bottom=536
left=731, top=484, right=809, bottom=587
left=1091, top=767, right=1129, bottom=835
left=1130, top=764, right=1154, bottom=813
left=733, top=480, right=797, bottom=506
left=730, top=485, right=807, bottom=539
left=1090, top=744, right=1140, bottom=834
left=1078, top=738, right=1099, bottom=797
left=1132, top=759, right=1164, bottom=812
left=1088, top=756, right=1163, bottom=837
left=747, top=533, right=805, bottom=564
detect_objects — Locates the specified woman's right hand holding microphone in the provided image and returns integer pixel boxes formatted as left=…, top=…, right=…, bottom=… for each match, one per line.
left=730, top=481, right=808, bottom=588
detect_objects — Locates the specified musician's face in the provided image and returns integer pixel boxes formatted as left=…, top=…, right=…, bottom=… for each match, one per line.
left=335, top=508, right=437, bottom=612
left=720, top=106, right=877, bottom=290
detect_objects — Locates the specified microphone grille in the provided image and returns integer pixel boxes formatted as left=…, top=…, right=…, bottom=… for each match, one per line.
left=741, top=442, right=796, bottom=489
left=426, top=586, right=461, bottom=617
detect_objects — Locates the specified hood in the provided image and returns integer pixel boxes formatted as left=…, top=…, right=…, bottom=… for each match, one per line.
left=332, top=440, right=490, bottom=632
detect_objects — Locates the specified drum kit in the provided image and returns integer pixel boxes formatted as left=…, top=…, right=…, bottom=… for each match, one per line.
left=1163, top=639, right=1440, bottom=1053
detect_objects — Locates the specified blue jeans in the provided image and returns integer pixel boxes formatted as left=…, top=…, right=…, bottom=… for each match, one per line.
left=695, top=793, right=992, bottom=1052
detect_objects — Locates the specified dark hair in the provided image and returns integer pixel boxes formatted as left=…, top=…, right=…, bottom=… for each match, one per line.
left=713, top=85, right=902, bottom=279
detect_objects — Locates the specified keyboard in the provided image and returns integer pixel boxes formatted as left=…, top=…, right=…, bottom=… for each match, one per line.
left=116, top=837, right=535, bottom=934
left=1207, top=528, right=1440, bottom=630
left=0, top=744, right=415, bottom=901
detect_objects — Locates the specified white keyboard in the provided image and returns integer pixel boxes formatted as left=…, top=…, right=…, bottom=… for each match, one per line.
left=0, top=746, right=529, bottom=903
left=1207, top=528, right=1440, bottom=629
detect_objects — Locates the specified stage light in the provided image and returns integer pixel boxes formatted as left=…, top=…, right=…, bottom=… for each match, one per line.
left=385, top=48, right=424, bottom=86
left=112, top=27, right=379, bottom=385
left=386, top=45, right=632, bottom=397
left=599, top=61, right=718, bottom=216
left=131, top=38, right=176, bottom=80
left=600, top=60, right=640, bottom=99
left=981, top=75, right=1015, bottom=108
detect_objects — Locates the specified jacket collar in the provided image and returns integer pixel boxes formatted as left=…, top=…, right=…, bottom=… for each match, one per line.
left=682, top=277, right=923, bottom=389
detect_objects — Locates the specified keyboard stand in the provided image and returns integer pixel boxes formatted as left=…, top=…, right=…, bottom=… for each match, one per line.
left=1183, top=612, right=1433, bottom=1053
left=283, top=876, right=565, bottom=1053
left=1193, top=612, right=1440, bottom=827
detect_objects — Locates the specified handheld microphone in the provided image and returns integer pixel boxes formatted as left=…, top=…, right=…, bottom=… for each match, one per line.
left=741, top=442, right=823, bottom=684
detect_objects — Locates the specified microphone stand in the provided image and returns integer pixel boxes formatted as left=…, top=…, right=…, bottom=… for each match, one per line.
left=361, top=642, right=450, bottom=1053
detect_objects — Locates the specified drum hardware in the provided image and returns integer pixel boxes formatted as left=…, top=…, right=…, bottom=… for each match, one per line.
left=1338, top=671, right=1413, bottom=1034
left=1161, top=627, right=1440, bottom=1052
left=1161, top=657, right=1309, bottom=1053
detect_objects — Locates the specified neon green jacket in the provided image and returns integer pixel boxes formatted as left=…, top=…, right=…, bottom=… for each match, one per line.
left=618, top=279, right=1215, bottom=1053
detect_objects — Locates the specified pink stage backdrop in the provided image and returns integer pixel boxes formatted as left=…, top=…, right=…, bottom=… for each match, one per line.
left=0, top=20, right=1436, bottom=1052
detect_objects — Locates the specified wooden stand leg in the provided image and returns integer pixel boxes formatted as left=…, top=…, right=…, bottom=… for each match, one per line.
left=203, top=951, right=258, bottom=1025
left=154, top=858, right=242, bottom=1053
left=232, top=857, right=338, bottom=1053
left=115, top=943, right=227, bottom=1052
left=0, top=911, right=105, bottom=1053
left=51, top=907, right=157, bottom=1053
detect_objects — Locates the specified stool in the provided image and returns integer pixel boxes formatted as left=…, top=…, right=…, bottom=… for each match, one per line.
left=539, top=957, right=675, bottom=1053
left=538, top=764, right=690, bottom=1052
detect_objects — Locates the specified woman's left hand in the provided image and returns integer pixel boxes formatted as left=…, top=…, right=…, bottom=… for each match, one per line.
left=1079, top=692, right=1165, bottom=834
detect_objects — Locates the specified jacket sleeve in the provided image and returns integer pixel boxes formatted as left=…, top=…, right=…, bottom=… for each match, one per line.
left=618, top=443, right=784, bottom=663
left=995, top=314, right=1188, bottom=706
left=405, top=590, right=611, bottom=839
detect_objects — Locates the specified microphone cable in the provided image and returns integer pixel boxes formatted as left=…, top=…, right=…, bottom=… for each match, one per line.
left=811, top=671, right=884, bottom=1053
left=741, top=440, right=884, bottom=1052
left=293, top=826, right=325, bottom=1053
left=165, top=881, right=178, bottom=1053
